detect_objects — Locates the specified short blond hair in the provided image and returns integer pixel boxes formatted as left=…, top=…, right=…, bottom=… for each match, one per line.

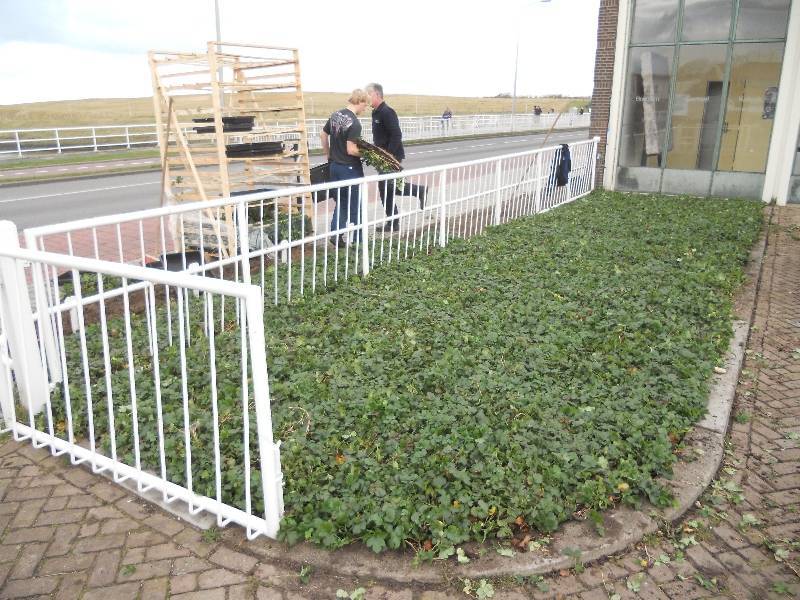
left=348, top=89, right=368, bottom=105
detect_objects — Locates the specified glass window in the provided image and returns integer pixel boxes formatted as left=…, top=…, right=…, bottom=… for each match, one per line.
left=737, top=0, right=791, bottom=40
left=682, top=0, right=734, bottom=41
left=717, top=43, right=784, bottom=173
left=619, top=47, right=674, bottom=167
left=631, top=0, right=679, bottom=44
left=666, top=44, right=728, bottom=170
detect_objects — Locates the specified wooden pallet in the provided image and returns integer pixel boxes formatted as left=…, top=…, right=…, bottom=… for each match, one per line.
left=149, top=42, right=312, bottom=257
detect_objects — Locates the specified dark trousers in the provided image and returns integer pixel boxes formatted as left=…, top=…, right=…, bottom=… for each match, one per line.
left=377, top=178, right=427, bottom=221
left=329, top=162, right=364, bottom=241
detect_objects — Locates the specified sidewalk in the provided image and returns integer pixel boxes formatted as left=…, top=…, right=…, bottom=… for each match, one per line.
left=0, top=206, right=798, bottom=599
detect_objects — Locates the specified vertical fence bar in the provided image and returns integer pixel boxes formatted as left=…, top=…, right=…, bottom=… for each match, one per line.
left=236, top=202, right=252, bottom=285
left=244, top=287, right=282, bottom=538
left=14, top=131, right=22, bottom=158
left=55, top=129, right=62, bottom=154
left=437, top=170, right=448, bottom=247
left=492, top=158, right=504, bottom=226
left=0, top=221, right=49, bottom=420
left=125, top=126, right=131, bottom=149
left=91, top=127, right=98, bottom=152
left=359, top=182, right=370, bottom=276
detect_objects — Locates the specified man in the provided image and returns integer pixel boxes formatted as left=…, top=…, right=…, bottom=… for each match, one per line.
left=321, top=89, right=368, bottom=246
left=365, top=83, right=426, bottom=231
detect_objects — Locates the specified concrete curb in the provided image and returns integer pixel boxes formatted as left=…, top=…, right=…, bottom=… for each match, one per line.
left=222, top=205, right=772, bottom=583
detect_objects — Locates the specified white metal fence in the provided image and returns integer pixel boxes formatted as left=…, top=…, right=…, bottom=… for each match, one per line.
left=0, top=113, right=590, bottom=158
left=1, top=137, right=598, bottom=539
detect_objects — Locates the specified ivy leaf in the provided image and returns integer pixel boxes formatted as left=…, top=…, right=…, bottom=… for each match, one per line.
left=457, top=547, right=471, bottom=564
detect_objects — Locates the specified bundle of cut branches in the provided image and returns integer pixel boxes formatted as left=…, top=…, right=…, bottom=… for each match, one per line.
left=356, top=139, right=405, bottom=193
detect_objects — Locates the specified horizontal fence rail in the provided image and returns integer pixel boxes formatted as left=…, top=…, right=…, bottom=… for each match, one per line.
left=6, top=137, right=598, bottom=539
left=0, top=113, right=590, bottom=158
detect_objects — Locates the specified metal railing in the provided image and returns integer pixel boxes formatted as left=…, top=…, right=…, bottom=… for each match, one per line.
left=3, top=137, right=598, bottom=539
left=0, top=113, right=590, bottom=158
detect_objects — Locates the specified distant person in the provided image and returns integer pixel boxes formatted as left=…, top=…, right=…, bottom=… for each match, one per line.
left=579, top=107, right=585, bottom=115
left=365, top=82, right=427, bottom=232
left=549, top=108, right=554, bottom=114
left=320, top=89, right=369, bottom=247
left=441, top=107, right=453, bottom=131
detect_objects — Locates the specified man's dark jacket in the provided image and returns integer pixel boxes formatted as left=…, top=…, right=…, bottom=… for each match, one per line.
left=371, top=102, right=405, bottom=160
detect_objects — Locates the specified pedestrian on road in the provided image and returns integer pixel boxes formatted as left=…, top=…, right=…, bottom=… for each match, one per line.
left=365, top=83, right=427, bottom=232
left=320, top=89, right=369, bottom=247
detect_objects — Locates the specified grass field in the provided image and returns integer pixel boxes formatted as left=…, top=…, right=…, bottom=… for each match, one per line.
left=0, top=93, right=590, bottom=129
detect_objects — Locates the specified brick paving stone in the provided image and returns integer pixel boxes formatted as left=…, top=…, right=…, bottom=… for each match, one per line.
left=67, top=493, right=102, bottom=509
left=173, top=556, right=213, bottom=575
left=209, top=546, right=258, bottom=573
left=197, top=567, right=248, bottom=588
left=116, top=558, right=172, bottom=582
left=0, top=544, right=20, bottom=563
left=1, top=576, right=60, bottom=598
left=87, top=505, right=126, bottom=521
left=42, top=496, right=68, bottom=511
left=172, top=589, right=227, bottom=600
left=88, top=481, right=127, bottom=503
left=122, top=546, right=147, bottom=565
left=3, top=526, right=54, bottom=544
left=88, top=548, right=121, bottom=587
left=8, top=541, right=48, bottom=580
left=50, top=483, right=82, bottom=497
left=145, top=512, right=185, bottom=536
left=75, top=533, right=126, bottom=553
left=38, top=552, right=95, bottom=575
left=35, top=507, right=87, bottom=525
left=115, top=497, right=152, bottom=520
left=141, top=576, right=169, bottom=599
left=146, top=542, right=191, bottom=560
left=256, top=587, right=283, bottom=600
left=229, top=582, right=257, bottom=600
left=126, top=529, right=167, bottom=548
left=9, top=498, right=46, bottom=528
left=171, top=573, right=198, bottom=594
left=82, top=581, right=140, bottom=600
left=99, top=517, right=139, bottom=535
left=55, top=571, right=88, bottom=600
left=580, top=589, right=610, bottom=600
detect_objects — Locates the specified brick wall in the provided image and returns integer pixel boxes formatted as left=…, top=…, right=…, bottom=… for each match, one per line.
left=590, top=0, right=621, bottom=188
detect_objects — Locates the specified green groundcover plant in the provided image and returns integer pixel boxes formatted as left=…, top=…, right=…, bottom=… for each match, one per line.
left=40, top=191, right=763, bottom=553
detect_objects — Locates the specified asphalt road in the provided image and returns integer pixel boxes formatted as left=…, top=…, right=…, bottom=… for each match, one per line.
left=0, top=131, right=589, bottom=230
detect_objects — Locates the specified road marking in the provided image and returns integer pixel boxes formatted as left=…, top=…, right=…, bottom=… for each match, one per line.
left=0, top=181, right=159, bottom=204
left=77, top=166, right=89, bottom=170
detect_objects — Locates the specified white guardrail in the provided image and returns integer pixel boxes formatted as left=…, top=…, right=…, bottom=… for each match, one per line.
left=1, top=137, right=598, bottom=540
left=0, top=113, right=590, bottom=158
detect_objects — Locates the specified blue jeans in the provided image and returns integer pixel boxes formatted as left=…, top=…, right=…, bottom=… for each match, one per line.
left=329, top=162, right=363, bottom=242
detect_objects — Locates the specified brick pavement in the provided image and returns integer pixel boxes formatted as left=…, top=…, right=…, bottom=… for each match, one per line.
left=1, top=206, right=799, bottom=599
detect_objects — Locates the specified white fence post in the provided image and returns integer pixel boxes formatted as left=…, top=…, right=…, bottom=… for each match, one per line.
left=14, top=131, right=21, bottom=158
left=437, top=171, right=448, bottom=247
left=0, top=221, right=49, bottom=419
left=54, top=129, right=62, bottom=154
left=493, top=159, right=504, bottom=226
left=243, top=286, right=283, bottom=538
left=590, top=137, right=600, bottom=191
left=125, top=126, right=131, bottom=149
left=235, top=202, right=252, bottom=285
left=534, top=152, right=544, bottom=213
left=91, top=127, right=98, bottom=152
left=359, top=182, right=370, bottom=276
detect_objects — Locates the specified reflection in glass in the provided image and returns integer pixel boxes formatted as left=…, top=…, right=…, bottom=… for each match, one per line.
left=666, top=44, right=728, bottom=170
left=631, top=0, right=679, bottom=44
left=717, top=43, right=784, bottom=173
left=619, top=47, right=674, bottom=167
left=737, top=0, right=791, bottom=40
left=682, top=0, right=733, bottom=41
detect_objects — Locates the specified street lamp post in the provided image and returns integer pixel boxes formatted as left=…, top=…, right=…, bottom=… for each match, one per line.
left=511, top=0, right=551, bottom=132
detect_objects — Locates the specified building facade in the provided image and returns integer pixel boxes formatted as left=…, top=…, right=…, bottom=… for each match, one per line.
left=591, top=0, right=800, bottom=204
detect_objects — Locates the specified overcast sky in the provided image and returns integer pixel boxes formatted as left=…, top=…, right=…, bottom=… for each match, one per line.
left=0, top=0, right=601, bottom=105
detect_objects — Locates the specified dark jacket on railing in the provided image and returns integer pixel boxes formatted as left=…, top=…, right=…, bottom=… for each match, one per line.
left=371, top=101, right=405, bottom=161
left=550, top=144, right=572, bottom=187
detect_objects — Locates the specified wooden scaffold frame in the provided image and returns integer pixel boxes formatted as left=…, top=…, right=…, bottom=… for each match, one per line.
left=149, top=41, right=312, bottom=257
